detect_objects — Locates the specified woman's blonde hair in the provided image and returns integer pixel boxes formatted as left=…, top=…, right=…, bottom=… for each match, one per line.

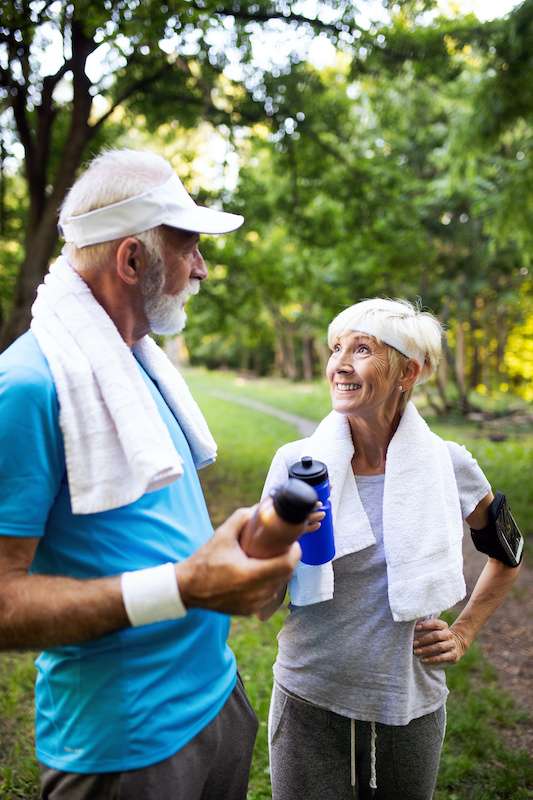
left=327, top=298, right=443, bottom=411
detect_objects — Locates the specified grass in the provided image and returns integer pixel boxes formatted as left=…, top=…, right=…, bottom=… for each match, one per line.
left=194, top=393, right=297, bottom=524
left=0, top=372, right=530, bottom=799
left=186, top=366, right=332, bottom=422
left=434, top=614, right=532, bottom=800
left=0, top=654, right=39, bottom=800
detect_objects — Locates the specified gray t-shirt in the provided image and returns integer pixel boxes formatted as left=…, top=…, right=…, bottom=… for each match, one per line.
left=271, top=441, right=490, bottom=725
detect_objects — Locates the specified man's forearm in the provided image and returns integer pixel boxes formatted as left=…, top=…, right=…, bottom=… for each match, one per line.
left=0, top=572, right=128, bottom=650
left=451, top=557, right=521, bottom=646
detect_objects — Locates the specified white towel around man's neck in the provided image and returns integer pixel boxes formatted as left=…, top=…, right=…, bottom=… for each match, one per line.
left=287, top=404, right=466, bottom=621
left=30, top=255, right=216, bottom=514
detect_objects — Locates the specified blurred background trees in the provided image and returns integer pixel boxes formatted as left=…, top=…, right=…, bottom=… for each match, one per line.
left=1, top=0, right=532, bottom=412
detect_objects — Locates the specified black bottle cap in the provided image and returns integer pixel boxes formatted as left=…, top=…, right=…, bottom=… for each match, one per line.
left=272, top=478, right=318, bottom=524
left=288, top=457, right=329, bottom=487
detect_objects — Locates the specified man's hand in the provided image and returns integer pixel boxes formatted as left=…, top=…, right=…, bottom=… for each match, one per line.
left=176, top=508, right=301, bottom=616
left=413, top=618, right=469, bottom=665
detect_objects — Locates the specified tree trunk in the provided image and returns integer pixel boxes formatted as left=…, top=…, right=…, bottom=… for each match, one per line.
left=469, top=313, right=482, bottom=390
left=301, top=335, right=315, bottom=382
left=278, top=325, right=297, bottom=380
left=495, top=311, right=508, bottom=380
left=435, top=358, right=451, bottom=413
left=314, top=337, right=330, bottom=375
left=454, top=321, right=471, bottom=414
left=0, top=203, right=61, bottom=350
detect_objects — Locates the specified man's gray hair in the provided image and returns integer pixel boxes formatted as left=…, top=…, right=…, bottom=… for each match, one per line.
left=59, top=149, right=173, bottom=269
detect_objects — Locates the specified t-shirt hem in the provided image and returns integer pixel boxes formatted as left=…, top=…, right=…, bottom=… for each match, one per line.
left=36, top=674, right=237, bottom=774
left=274, top=673, right=449, bottom=726
left=463, top=482, right=491, bottom=521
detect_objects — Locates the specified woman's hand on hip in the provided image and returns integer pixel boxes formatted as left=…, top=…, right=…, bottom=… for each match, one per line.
left=413, top=618, right=469, bottom=665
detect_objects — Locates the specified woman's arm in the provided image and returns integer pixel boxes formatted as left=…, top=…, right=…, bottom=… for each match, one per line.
left=413, top=491, right=522, bottom=664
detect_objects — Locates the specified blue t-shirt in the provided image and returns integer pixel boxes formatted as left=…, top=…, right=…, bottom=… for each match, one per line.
left=0, top=331, right=236, bottom=773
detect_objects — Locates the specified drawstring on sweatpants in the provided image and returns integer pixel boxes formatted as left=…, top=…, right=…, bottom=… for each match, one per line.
left=370, top=721, right=377, bottom=791
left=350, top=719, right=378, bottom=796
left=350, top=718, right=356, bottom=795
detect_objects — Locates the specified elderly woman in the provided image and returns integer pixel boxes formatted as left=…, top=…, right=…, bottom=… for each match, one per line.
left=261, top=299, right=522, bottom=800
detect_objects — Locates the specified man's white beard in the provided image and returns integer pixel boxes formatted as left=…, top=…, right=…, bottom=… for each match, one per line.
left=145, top=280, right=200, bottom=335
left=141, top=255, right=200, bottom=336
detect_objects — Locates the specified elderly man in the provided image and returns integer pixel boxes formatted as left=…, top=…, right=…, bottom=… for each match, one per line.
left=0, top=149, right=300, bottom=800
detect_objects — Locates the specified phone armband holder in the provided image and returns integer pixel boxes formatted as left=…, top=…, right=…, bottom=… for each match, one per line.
left=470, top=492, right=524, bottom=568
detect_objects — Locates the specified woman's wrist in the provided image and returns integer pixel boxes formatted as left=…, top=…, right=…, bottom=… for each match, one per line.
left=450, top=620, right=473, bottom=652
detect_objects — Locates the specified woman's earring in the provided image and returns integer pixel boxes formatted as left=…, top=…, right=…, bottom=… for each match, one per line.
left=399, top=385, right=403, bottom=392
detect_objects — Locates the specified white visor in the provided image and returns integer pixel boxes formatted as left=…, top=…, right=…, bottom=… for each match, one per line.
left=59, top=174, right=244, bottom=247
left=351, top=320, right=426, bottom=368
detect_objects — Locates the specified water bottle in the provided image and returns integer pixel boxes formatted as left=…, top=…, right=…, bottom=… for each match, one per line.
left=240, top=478, right=318, bottom=559
left=288, top=457, right=335, bottom=565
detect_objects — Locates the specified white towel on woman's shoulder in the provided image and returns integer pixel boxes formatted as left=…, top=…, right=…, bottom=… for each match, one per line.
left=31, top=255, right=216, bottom=515
left=262, top=403, right=466, bottom=621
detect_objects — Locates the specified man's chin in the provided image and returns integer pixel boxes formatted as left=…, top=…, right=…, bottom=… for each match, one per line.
left=149, top=311, right=187, bottom=336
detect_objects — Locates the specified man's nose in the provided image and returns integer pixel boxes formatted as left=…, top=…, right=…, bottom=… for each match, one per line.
left=192, top=247, right=208, bottom=280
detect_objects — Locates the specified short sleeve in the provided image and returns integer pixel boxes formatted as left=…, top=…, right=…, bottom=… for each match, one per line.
left=446, top=441, right=491, bottom=520
left=0, top=365, right=64, bottom=537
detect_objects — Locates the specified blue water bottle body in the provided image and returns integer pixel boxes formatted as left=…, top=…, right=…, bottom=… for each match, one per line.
left=288, top=457, right=335, bottom=566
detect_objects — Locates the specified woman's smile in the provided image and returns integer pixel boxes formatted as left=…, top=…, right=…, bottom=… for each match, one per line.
left=335, top=382, right=362, bottom=392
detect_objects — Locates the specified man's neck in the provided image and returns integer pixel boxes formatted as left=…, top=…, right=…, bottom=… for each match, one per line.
left=75, top=265, right=149, bottom=348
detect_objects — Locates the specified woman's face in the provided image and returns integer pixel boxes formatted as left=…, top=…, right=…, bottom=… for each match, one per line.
left=326, top=330, right=399, bottom=417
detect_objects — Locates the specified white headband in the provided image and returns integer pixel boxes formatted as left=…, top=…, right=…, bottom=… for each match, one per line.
left=351, top=320, right=427, bottom=367
left=59, top=174, right=244, bottom=247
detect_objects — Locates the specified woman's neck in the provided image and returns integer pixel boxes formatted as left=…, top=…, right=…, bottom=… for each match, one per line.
left=348, top=408, right=401, bottom=475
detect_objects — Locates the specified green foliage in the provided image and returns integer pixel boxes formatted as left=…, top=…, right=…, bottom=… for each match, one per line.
left=181, top=4, right=533, bottom=402
left=0, top=0, right=361, bottom=345
left=2, top=0, right=532, bottom=401
left=503, top=300, right=533, bottom=401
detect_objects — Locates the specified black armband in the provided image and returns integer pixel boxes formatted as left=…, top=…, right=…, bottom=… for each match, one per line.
left=470, top=492, right=524, bottom=568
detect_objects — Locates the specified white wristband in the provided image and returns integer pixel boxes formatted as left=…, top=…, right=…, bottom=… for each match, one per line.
left=121, top=562, right=186, bottom=627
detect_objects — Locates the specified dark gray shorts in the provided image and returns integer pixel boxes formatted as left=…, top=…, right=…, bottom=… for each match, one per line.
left=40, top=675, right=258, bottom=800
left=269, top=683, right=446, bottom=800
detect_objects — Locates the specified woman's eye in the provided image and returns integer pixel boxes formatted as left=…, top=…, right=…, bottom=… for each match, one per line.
left=356, top=345, right=370, bottom=354
left=332, top=344, right=341, bottom=353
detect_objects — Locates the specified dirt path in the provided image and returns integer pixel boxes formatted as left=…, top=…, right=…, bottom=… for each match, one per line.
left=209, top=390, right=532, bottom=754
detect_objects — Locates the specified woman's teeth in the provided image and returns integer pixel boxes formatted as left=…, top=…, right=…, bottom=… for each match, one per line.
left=336, top=383, right=361, bottom=391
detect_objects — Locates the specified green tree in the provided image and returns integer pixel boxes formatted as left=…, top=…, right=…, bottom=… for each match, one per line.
left=0, top=0, right=359, bottom=349
left=183, top=4, right=532, bottom=408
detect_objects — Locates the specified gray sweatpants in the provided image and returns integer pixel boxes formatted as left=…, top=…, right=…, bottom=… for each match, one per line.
left=40, top=675, right=258, bottom=800
left=269, top=683, right=446, bottom=800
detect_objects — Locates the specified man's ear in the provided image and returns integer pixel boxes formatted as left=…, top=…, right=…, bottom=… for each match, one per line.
left=116, top=237, right=144, bottom=286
